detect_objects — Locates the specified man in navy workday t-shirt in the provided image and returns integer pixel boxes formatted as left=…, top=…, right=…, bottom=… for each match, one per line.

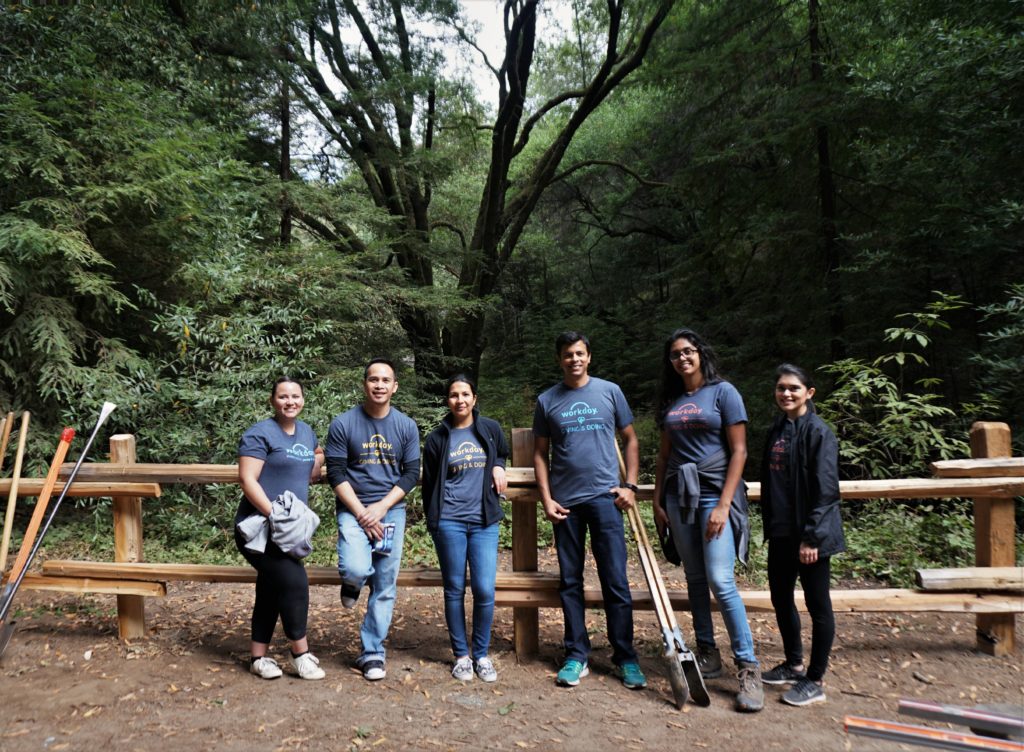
left=533, top=331, right=647, bottom=691
left=326, top=358, right=420, bottom=681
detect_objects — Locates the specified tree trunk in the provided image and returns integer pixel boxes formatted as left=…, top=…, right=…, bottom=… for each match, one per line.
left=809, top=0, right=844, bottom=359
left=279, top=76, right=292, bottom=246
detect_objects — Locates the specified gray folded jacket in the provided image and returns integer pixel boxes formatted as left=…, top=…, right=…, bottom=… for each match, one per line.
left=668, top=449, right=750, bottom=566
left=236, top=490, right=321, bottom=559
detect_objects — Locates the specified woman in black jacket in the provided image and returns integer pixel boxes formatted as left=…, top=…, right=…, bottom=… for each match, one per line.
left=759, top=364, right=845, bottom=707
left=422, top=374, right=509, bottom=683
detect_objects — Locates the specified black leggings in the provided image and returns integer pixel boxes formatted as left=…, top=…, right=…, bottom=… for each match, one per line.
left=234, top=530, right=309, bottom=644
left=767, top=536, right=835, bottom=682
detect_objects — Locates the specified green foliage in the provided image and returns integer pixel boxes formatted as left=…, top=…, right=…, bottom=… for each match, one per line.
left=972, top=284, right=1024, bottom=449
left=817, top=296, right=972, bottom=479
left=834, top=500, right=976, bottom=586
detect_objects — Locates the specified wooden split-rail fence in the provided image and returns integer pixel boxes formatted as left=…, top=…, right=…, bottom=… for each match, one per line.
left=1, top=421, right=1021, bottom=658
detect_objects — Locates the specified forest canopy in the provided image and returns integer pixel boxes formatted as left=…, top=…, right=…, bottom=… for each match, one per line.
left=1, top=0, right=1021, bottom=478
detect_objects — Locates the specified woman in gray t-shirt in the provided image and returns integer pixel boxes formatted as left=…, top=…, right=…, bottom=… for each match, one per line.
left=236, top=377, right=325, bottom=681
left=653, top=328, right=764, bottom=713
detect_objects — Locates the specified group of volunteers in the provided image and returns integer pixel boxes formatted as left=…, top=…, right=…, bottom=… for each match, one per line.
left=234, top=328, right=844, bottom=712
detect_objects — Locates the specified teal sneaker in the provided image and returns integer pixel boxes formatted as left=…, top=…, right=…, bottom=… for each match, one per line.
left=614, top=661, right=648, bottom=690
left=556, top=659, right=589, bottom=687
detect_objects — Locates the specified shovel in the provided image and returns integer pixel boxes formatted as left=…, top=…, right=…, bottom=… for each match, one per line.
left=0, top=411, right=31, bottom=572
left=0, top=402, right=116, bottom=656
left=616, top=442, right=710, bottom=709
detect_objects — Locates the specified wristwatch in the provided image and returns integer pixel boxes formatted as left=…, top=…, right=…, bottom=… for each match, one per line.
left=623, top=482, right=639, bottom=493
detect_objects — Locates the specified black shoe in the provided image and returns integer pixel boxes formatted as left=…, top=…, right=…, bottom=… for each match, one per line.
left=340, top=583, right=361, bottom=609
left=695, top=644, right=723, bottom=679
left=782, top=677, right=825, bottom=706
left=761, top=661, right=805, bottom=685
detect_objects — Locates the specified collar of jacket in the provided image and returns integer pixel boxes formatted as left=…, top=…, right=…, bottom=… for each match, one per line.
left=440, top=407, right=481, bottom=432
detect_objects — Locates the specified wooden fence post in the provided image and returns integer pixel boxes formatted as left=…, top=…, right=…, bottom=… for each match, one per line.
left=511, top=428, right=539, bottom=660
left=110, top=434, right=146, bottom=640
left=970, top=422, right=1015, bottom=655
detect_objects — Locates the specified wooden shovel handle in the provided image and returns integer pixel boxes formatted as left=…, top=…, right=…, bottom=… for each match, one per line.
left=0, top=412, right=30, bottom=572
left=4, top=428, right=74, bottom=584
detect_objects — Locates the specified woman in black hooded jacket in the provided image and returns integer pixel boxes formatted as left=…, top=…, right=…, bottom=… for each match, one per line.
left=759, top=364, right=845, bottom=707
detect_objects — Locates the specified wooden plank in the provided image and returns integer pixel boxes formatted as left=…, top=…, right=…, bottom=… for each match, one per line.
left=510, top=427, right=539, bottom=660
left=0, top=479, right=161, bottom=498
left=40, top=562, right=1024, bottom=614
left=20, top=574, right=165, bottom=597
left=931, top=457, right=1024, bottom=478
left=971, top=422, right=1017, bottom=655
left=41, top=560, right=557, bottom=588
left=60, top=463, right=241, bottom=484
left=52, top=461, right=1024, bottom=499
left=916, top=567, right=1024, bottom=592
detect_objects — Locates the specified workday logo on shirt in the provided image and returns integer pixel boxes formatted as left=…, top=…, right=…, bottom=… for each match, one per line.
left=286, top=443, right=315, bottom=462
left=449, top=441, right=486, bottom=472
left=360, top=433, right=397, bottom=465
left=667, top=402, right=708, bottom=431
left=559, top=401, right=605, bottom=434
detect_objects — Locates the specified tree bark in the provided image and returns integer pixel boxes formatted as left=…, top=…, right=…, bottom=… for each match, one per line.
left=279, top=75, right=292, bottom=246
left=809, top=0, right=845, bottom=359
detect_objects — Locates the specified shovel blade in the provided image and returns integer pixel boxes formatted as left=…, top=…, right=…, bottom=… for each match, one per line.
left=679, top=651, right=711, bottom=707
left=665, top=652, right=690, bottom=709
left=0, top=620, right=15, bottom=659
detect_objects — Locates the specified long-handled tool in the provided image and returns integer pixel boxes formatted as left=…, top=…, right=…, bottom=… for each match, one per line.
left=616, top=442, right=710, bottom=708
left=0, top=402, right=116, bottom=656
left=0, top=411, right=31, bottom=572
left=3, top=427, right=76, bottom=588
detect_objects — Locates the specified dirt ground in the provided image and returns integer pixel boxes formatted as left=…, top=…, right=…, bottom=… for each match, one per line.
left=1, top=552, right=1021, bottom=752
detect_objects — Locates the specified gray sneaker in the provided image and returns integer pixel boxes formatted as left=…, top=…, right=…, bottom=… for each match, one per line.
left=735, top=660, right=765, bottom=712
left=696, top=644, right=723, bottom=679
left=452, top=656, right=474, bottom=681
left=782, top=677, right=826, bottom=706
left=474, top=656, right=497, bottom=683
left=250, top=656, right=283, bottom=680
left=762, top=661, right=805, bottom=685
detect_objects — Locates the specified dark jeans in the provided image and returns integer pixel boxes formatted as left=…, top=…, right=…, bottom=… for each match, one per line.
left=767, top=536, right=835, bottom=682
left=235, top=529, right=309, bottom=644
left=553, top=495, right=637, bottom=666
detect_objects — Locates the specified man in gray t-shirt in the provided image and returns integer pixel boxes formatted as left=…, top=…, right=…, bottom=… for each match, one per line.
left=533, top=331, right=647, bottom=691
left=325, top=358, right=420, bottom=682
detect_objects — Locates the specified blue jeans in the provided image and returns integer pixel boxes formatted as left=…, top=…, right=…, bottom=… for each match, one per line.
left=553, top=495, right=637, bottom=666
left=431, top=519, right=499, bottom=661
left=337, top=505, right=406, bottom=665
left=667, top=500, right=757, bottom=664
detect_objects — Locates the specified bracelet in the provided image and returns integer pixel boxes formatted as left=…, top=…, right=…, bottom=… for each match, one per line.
left=623, top=482, right=639, bottom=493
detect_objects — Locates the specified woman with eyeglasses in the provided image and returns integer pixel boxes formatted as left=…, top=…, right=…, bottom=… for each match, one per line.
left=758, top=364, right=844, bottom=707
left=653, top=328, right=763, bottom=712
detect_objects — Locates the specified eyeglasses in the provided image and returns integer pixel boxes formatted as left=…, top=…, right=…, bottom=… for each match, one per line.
left=669, top=347, right=698, bottom=361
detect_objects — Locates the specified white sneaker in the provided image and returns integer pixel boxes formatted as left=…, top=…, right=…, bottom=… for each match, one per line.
left=475, top=656, right=497, bottom=683
left=362, top=659, right=386, bottom=681
left=250, top=656, right=282, bottom=679
left=452, top=656, right=473, bottom=681
left=291, top=652, right=326, bottom=680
